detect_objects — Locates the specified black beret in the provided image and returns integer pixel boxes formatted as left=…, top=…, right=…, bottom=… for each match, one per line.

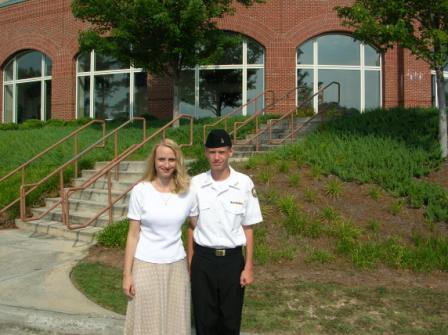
left=205, top=129, right=232, bottom=148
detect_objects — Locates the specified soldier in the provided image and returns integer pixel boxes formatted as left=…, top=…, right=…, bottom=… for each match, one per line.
left=188, top=129, right=263, bottom=335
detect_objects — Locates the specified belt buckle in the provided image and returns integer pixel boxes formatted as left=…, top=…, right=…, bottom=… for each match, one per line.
left=215, top=249, right=226, bottom=256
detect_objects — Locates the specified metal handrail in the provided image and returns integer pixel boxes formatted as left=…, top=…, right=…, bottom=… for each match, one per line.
left=231, top=86, right=302, bottom=149
left=61, top=114, right=194, bottom=230
left=233, top=82, right=340, bottom=150
left=18, top=117, right=146, bottom=221
left=202, top=90, right=274, bottom=143
left=0, top=119, right=106, bottom=216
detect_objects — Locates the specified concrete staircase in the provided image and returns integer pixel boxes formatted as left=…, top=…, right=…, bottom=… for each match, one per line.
left=232, top=115, right=323, bottom=157
left=15, top=161, right=146, bottom=243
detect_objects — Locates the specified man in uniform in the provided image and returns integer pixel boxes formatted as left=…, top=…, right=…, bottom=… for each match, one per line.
left=187, top=129, right=263, bottom=335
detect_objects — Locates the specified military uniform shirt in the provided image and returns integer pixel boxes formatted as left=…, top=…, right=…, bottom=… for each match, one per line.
left=191, top=167, right=262, bottom=248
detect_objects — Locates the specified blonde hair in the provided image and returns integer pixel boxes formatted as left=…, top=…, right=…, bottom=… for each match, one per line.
left=143, top=138, right=190, bottom=194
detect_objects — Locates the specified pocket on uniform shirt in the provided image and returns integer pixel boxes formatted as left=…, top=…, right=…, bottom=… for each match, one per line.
left=224, top=201, right=245, bottom=215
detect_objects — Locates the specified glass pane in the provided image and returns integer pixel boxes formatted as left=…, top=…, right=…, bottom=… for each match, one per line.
left=94, top=73, right=130, bottom=120
left=297, top=40, right=313, bottom=65
left=199, top=69, right=242, bottom=118
left=318, top=69, right=360, bottom=110
left=318, top=35, right=360, bottom=66
left=247, top=69, right=264, bottom=115
left=45, top=80, right=51, bottom=120
left=77, top=53, right=90, bottom=72
left=77, top=76, right=90, bottom=118
left=365, top=45, right=380, bottom=66
left=179, top=70, right=196, bottom=117
left=134, top=72, right=148, bottom=117
left=216, top=41, right=242, bottom=65
left=247, top=39, right=264, bottom=64
left=17, top=81, right=41, bottom=123
left=365, top=71, right=381, bottom=110
left=4, top=85, right=14, bottom=123
left=44, top=55, right=52, bottom=76
left=297, top=69, right=314, bottom=106
left=5, top=60, right=14, bottom=81
left=17, top=51, right=42, bottom=79
left=95, top=53, right=127, bottom=71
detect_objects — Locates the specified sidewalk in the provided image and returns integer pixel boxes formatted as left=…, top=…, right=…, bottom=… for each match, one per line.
left=0, top=229, right=256, bottom=335
left=0, top=229, right=124, bottom=335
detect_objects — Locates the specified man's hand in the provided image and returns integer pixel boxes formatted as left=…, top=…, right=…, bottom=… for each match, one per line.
left=240, top=267, right=254, bottom=287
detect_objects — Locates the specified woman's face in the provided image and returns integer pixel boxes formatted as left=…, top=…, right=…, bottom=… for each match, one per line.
left=154, top=145, right=177, bottom=179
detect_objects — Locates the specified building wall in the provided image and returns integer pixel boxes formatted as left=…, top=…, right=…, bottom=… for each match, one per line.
left=0, top=0, right=434, bottom=122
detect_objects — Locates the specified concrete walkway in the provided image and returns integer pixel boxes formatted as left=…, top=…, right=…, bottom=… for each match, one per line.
left=0, top=229, right=124, bottom=335
left=0, top=229, right=256, bottom=335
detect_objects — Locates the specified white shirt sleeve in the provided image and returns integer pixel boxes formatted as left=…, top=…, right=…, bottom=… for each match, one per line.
left=243, top=178, right=263, bottom=226
left=189, top=184, right=199, bottom=217
left=127, top=186, right=142, bottom=221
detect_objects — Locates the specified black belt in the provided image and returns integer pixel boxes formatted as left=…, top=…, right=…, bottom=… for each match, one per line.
left=194, top=242, right=242, bottom=257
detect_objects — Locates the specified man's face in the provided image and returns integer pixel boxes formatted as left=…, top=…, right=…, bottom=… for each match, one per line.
left=205, top=146, right=233, bottom=172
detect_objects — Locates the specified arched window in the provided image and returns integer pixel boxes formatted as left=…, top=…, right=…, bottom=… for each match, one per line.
left=179, top=35, right=265, bottom=118
left=296, top=34, right=382, bottom=112
left=3, top=50, right=52, bottom=123
left=76, top=51, right=148, bottom=120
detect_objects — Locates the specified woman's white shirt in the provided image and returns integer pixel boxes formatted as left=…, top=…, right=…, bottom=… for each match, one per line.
left=127, top=181, right=198, bottom=264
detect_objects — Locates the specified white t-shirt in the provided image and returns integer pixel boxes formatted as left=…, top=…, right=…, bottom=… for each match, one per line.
left=127, top=181, right=198, bottom=264
left=191, top=167, right=263, bottom=248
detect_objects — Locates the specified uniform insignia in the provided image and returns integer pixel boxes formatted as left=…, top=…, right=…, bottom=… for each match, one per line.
left=251, top=187, right=257, bottom=198
left=221, top=138, right=225, bottom=144
left=231, top=201, right=243, bottom=205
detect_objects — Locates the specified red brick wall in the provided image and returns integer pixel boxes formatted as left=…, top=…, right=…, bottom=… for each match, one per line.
left=0, top=0, right=435, bottom=122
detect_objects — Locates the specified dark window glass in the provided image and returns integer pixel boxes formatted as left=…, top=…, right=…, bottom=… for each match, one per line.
left=95, top=54, right=127, bottom=71
left=4, top=85, right=14, bottom=122
left=247, top=69, right=264, bottom=115
left=94, top=73, right=130, bottom=119
left=77, top=77, right=90, bottom=118
left=365, top=71, right=381, bottom=110
left=77, top=53, right=90, bottom=72
left=247, top=39, right=264, bottom=64
left=318, top=35, right=360, bottom=66
left=134, top=72, right=148, bottom=116
left=318, top=69, right=360, bottom=110
left=17, top=81, right=41, bottom=123
left=17, top=51, right=42, bottom=79
left=179, top=70, right=196, bottom=117
left=365, top=45, right=380, bottom=66
left=297, top=40, right=313, bottom=65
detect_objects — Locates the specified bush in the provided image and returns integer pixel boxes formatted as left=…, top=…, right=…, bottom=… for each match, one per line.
left=20, top=119, right=45, bottom=129
left=45, top=119, right=67, bottom=127
left=96, top=219, right=129, bottom=249
left=0, top=122, right=19, bottom=130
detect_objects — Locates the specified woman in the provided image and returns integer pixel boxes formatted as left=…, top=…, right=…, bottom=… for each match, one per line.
left=123, top=139, right=197, bottom=335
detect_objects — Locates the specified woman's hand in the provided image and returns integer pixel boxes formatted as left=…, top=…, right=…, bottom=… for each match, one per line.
left=122, top=273, right=135, bottom=299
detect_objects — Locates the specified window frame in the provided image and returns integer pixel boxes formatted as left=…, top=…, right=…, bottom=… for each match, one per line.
left=3, top=51, right=52, bottom=123
left=296, top=34, right=382, bottom=112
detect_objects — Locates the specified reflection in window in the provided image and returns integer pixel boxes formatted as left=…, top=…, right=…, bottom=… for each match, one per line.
left=297, top=34, right=381, bottom=112
left=76, top=50, right=147, bottom=119
left=180, top=35, right=264, bottom=118
left=3, top=50, right=52, bottom=123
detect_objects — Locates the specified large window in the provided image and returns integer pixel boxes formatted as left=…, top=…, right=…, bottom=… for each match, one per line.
left=297, top=34, right=382, bottom=112
left=76, top=51, right=148, bottom=120
left=179, top=35, right=265, bottom=118
left=3, top=50, right=52, bottom=123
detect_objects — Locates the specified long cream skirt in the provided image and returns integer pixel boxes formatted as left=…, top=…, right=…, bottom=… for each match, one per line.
left=124, top=258, right=191, bottom=335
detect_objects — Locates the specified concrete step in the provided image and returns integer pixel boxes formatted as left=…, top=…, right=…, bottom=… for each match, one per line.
left=73, top=177, right=137, bottom=192
left=81, top=169, right=143, bottom=183
left=30, top=207, right=124, bottom=228
left=70, top=188, right=130, bottom=203
left=45, top=198, right=128, bottom=216
left=15, top=219, right=102, bottom=243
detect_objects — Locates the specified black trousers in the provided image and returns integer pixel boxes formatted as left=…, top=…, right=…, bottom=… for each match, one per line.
left=191, top=243, right=245, bottom=335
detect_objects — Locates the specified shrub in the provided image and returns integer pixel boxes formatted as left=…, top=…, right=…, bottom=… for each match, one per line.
left=20, top=119, right=45, bottom=129
left=0, top=122, right=19, bottom=130
left=96, top=219, right=129, bottom=249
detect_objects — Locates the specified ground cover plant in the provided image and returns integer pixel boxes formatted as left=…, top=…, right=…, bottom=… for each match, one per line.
left=71, top=107, right=448, bottom=334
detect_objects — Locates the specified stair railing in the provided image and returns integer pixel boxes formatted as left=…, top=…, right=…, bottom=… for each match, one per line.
left=267, top=82, right=340, bottom=145
left=231, top=86, right=303, bottom=151
left=0, top=119, right=106, bottom=216
left=18, top=117, right=146, bottom=221
left=61, top=114, right=194, bottom=230
left=232, top=82, right=340, bottom=151
left=202, top=90, right=274, bottom=143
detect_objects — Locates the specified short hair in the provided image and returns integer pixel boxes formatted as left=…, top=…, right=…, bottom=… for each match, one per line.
left=143, top=138, right=190, bottom=194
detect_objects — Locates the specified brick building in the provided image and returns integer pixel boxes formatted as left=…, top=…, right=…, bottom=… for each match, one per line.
left=0, top=0, right=435, bottom=123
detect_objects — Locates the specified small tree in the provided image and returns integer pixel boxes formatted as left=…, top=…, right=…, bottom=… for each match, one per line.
left=336, top=0, right=448, bottom=158
left=71, top=0, right=264, bottom=120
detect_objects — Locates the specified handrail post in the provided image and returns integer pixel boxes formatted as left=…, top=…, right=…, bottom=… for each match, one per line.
left=74, top=134, right=79, bottom=178
left=107, top=171, right=113, bottom=225
left=20, top=185, right=26, bottom=221
left=21, top=167, right=25, bottom=187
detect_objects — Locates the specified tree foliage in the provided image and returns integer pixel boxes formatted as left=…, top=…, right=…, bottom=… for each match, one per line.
left=71, top=0, right=263, bottom=78
left=335, top=0, right=448, bottom=158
